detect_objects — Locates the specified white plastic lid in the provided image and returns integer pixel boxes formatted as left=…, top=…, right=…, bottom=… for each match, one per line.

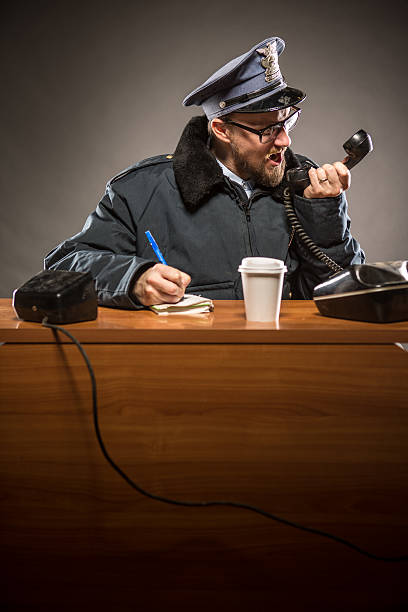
left=238, top=265, right=287, bottom=274
left=241, top=257, right=285, bottom=269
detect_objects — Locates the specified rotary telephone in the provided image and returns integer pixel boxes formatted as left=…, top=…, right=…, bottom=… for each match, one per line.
left=283, top=129, right=373, bottom=273
left=281, top=131, right=406, bottom=324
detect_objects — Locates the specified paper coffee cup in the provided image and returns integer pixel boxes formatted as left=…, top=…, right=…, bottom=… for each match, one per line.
left=238, top=257, right=286, bottom=322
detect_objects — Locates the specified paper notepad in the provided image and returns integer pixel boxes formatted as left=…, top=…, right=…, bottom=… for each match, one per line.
left=149, top=294, right=214, bottom=315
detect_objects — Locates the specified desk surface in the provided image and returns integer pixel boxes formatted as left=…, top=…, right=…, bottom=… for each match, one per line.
left=1, top=298, right=407, bottom=344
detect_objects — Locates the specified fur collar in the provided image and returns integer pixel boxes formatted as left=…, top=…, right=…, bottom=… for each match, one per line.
left=173, top=115, right=303, bottom=212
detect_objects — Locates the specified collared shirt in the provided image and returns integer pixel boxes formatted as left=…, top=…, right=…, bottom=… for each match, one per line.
left=216, top=158, right=255, bottom=198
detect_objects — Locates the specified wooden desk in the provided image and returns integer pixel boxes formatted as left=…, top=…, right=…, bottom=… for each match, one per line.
left=1, top=299, right=407, bottom=611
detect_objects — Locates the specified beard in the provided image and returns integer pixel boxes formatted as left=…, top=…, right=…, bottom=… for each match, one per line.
left=230, top=142, right=286, bottom=189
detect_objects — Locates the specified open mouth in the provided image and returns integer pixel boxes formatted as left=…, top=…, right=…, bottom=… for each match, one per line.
left=267, top=151, right=283, bottom=165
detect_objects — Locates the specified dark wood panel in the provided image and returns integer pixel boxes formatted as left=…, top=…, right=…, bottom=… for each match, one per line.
left=1, top=341, right=407, bottom=610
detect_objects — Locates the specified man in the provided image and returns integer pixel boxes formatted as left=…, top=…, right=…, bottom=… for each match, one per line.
left=45, top=37, right=364, bottom=308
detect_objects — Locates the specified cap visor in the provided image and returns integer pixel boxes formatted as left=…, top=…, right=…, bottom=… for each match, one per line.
left=234, top=86, right=306, bottom=113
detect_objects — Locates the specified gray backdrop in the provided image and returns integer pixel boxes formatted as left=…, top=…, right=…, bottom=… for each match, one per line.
left=1, top=0, right=407, bottom=297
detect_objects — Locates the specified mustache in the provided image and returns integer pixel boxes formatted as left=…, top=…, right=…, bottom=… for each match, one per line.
left=265, top=147, right=287, bottom=163
left=267, top=145, right=287, bottom=156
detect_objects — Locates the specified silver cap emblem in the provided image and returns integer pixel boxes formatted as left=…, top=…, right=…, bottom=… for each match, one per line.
left=257, top=41, right=282, bottom=83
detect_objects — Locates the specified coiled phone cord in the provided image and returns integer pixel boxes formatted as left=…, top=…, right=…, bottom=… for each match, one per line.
left=283, top=187, right=343, bottom=274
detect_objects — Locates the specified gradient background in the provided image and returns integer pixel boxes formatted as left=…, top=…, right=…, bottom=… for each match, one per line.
left=1, top=0, right=407, bottom=298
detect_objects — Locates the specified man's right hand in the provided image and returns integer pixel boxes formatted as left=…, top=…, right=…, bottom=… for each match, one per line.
left=133, top=264, right=191, bottom=306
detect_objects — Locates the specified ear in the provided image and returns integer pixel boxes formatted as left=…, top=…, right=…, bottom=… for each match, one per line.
left=210, top=118, right=232, bottom=144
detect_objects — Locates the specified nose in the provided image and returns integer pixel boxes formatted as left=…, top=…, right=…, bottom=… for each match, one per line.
left=274, top=126, right=291, bottom=148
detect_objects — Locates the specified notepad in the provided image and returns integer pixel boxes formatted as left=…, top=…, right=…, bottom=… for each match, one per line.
left=149, top=294, right=214, bottom=315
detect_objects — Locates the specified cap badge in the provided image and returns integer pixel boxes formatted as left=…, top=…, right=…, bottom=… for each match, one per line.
left=257, top=41, right=281, bottom=83
left=278, top=94, right=292, bottom=106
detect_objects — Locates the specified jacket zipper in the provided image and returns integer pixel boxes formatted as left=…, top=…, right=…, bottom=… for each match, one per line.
left=226, top=181, right=293, bottom=298
left=226, top=179, right=254, bottom=255
left=242, top=201, right=254, bottom=254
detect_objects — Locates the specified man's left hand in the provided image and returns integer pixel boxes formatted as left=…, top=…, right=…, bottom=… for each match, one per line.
left=303, top=161, right=350, bottom=199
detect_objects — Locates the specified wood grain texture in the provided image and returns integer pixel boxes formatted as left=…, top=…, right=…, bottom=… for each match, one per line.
left=1, top=303, right=408, bottom=610
left=2, top=298, right=408, bottom=343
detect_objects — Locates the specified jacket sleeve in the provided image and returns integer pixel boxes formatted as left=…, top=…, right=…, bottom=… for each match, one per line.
left=44, top=184, right=156, bottom=309
left=290, top=191, right=365, bottom=299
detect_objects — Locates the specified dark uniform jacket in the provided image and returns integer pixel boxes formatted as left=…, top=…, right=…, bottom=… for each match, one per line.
left=45, top=116, right=364, bottom=308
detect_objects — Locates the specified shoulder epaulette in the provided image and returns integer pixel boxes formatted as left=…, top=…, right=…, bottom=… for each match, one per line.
left=108, top=154, right=174, bottom=186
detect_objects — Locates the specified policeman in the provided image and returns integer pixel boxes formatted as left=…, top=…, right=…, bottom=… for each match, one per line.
left=46, top=37, right=363, bottom=307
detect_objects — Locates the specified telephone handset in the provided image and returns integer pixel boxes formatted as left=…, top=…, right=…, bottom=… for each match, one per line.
left=283, top=129, right=373, bottom=273
left=286, top=129, right=373, bottom=193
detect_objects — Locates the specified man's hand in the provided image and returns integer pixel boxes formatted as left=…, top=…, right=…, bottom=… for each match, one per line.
left=303, top=160, right=351, bottom=199
left=133, top=264, right=191, bottom=306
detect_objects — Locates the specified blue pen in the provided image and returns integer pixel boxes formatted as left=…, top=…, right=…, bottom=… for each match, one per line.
left=145, top=230, right=167, bottom=265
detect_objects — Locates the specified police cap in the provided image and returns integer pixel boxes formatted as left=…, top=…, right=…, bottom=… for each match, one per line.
left=183, top=37, right=306, bottom=119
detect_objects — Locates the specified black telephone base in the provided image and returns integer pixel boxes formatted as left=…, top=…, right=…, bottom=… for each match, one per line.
left=13, top=270, right=98, bottom=324
left=313, top=262, right=408, bottom=323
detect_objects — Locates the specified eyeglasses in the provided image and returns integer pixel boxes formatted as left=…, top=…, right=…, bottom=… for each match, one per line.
left=222, top=106, right=301, bottom=144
